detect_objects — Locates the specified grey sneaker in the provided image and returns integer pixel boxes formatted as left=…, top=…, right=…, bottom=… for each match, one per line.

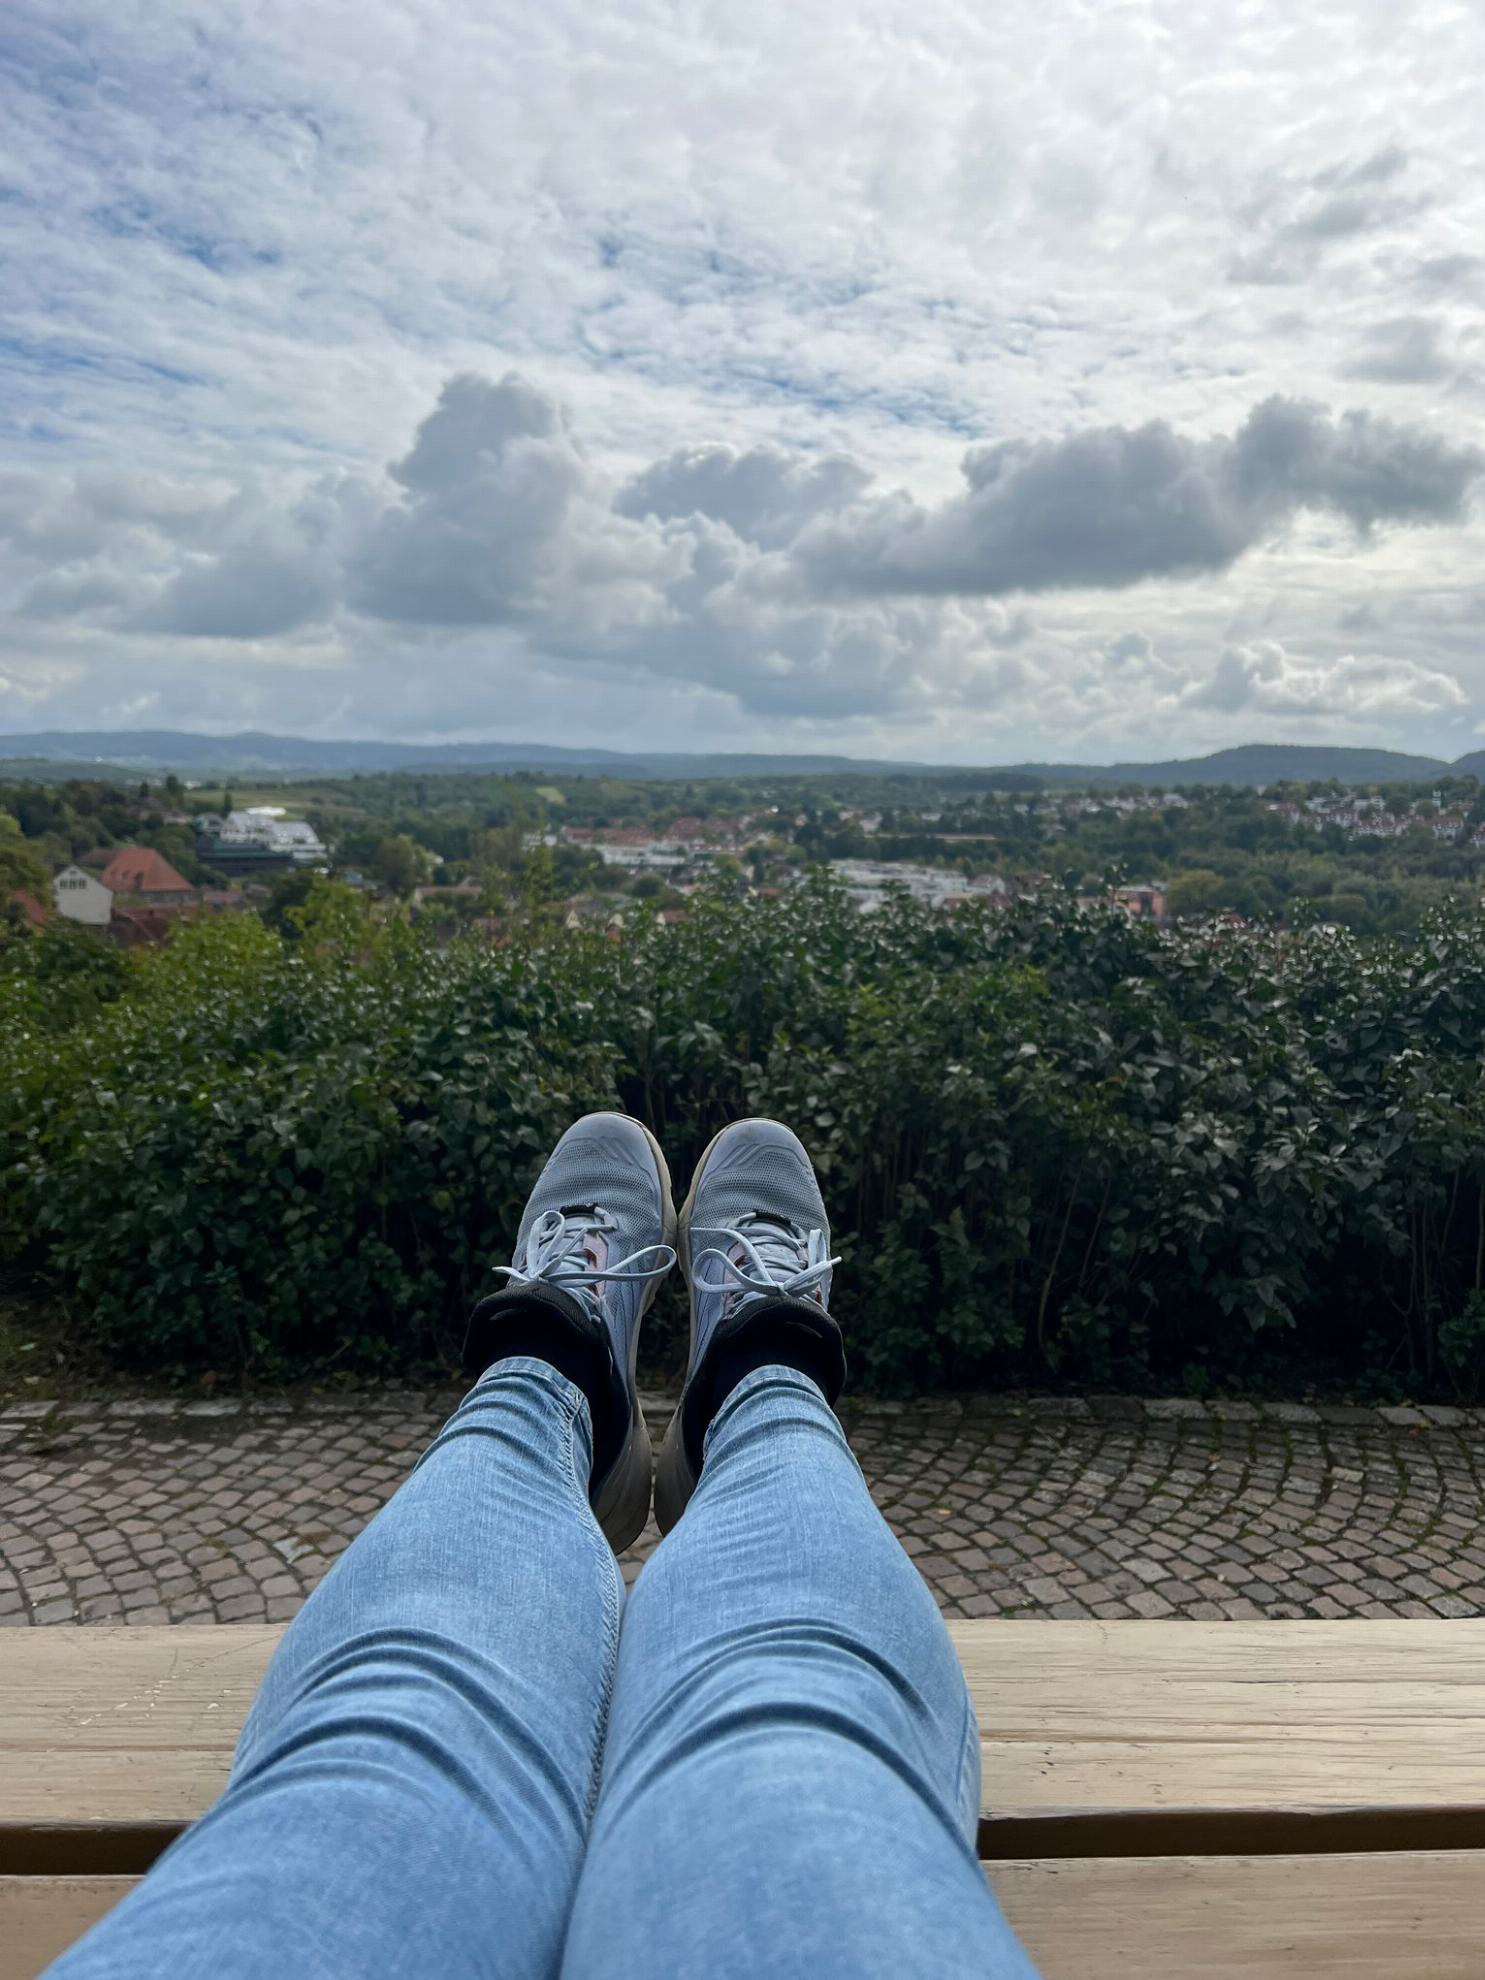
left=463, top=1113, right=676, bottom=1551
left=654, top=1118, right=845, bottom=1533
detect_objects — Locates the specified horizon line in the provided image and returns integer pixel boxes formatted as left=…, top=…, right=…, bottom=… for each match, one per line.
left=0, top=728, right=1476, bottom=776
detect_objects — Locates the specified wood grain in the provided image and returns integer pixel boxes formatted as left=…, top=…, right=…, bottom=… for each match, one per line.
left=961, top=1617, right=1485, bottom=1853
left=0, top=1626, right=276, bottom=1830
left=0, top=1877, right=132, bottom=1980
left=989, top=1851, right=1485, bottom=1977
left=6, top=1621, right=1485, bottom=1855
left=7, top=1854, right=1482, bottom=1980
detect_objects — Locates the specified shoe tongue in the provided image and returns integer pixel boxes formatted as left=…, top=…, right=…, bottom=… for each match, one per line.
left=745, top=1211, right=797, bottom=1238
left=735, top=1213, right=804, bottom=1282
left=561, top=1210, right=609, bottom=1287
left=521, top=1207, right=607, bottom=1308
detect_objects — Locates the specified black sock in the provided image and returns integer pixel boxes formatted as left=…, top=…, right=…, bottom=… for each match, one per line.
left=464, top=1286, right=627, bottom=1488
left=707, top=1310, right=842, bottom=1413
left=682, top=1295, right=848, bottom=1478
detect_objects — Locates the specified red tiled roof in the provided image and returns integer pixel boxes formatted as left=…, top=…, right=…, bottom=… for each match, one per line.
left=100, top=847, right=193, bottom=896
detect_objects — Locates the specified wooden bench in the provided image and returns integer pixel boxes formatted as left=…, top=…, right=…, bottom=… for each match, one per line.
left=5, top=1619, right=1485, bottom=1975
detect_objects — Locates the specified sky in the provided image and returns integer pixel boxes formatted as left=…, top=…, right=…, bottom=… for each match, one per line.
left=1, top=0, right=1483, bottom=766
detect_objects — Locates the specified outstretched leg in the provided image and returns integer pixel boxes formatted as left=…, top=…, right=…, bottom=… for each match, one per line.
left=51, top=1110, right=678, bottom=1980
left=565, top=1120, right=1038, bottom=1978
left=50, top=1358, right=621, bottom=1980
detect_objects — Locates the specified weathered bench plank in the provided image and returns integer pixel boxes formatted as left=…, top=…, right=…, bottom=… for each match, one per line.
left=962, top=1617, right=1485, bottom=1856
left=1, top=1878, right=132, bottom=1980
left=6, top=1853, right=1481, bottom=1980
left=5, top=1622, right=1485, bottom=1858
left=992, top=1851, right=1485, bottom=1976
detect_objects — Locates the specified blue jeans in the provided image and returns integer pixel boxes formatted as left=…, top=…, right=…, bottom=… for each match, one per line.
left=49, top=1359, right=1038, bottom=1978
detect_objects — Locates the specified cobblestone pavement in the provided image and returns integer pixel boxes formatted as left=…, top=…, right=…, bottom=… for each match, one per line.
left=3, top=1390, right=1485, bottom=1626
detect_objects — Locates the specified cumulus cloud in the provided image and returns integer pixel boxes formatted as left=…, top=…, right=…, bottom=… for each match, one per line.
left=616, top=446, right=871, bottom=548
left=1, top=373, right=1481, bottom=740
left=347, top=376, right=609, bottom=628
left=142, top=545, right=334, bottom=639
left=1186, top=641, right=1467, bottom=720
left=134, top=485, right=355, bottom=638
left=798, top=397, right=1482, bottom=596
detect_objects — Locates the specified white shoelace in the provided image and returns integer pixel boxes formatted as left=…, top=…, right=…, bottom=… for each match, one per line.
left=691, top=1213, right=838, bottom=1318
left=493, top=1206, right=676, bottom=1316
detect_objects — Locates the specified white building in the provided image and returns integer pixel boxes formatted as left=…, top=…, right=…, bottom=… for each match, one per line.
left=52, top=864, right=114, bottom=926
left=830, top=860, right=1006, bottom=912
left=597, top=841, right=690, bottom=871
left=225, top=810, right=327, bottom=860
left=201, top=810, right=329, bottom=867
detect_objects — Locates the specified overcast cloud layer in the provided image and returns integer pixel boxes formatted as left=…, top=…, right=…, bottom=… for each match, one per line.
left=2, top=0, right=1484, bottom=763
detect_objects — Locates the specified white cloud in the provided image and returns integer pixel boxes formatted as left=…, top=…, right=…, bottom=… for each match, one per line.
left=800, top=398, right=1482, bottom=595
left=5, top=371, right=1476, bottom=743
left=3, top=0, right=1485, bottom=762
left=1186, top=641, right=1467, bottom=719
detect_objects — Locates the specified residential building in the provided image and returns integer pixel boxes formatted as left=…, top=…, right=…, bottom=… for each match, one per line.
left=599, top=840, right=690, bottom=871
left=99, top=847, right=194, bottom=905
left=558, top=894, right=626, bottom=932
left=197, top=809, right=328, bottom=877
left=830, top=861, right=1025, bottom=913
left=1112, top=884, right=1168, bottom=922
left=52, top=863, right=114, bottom=926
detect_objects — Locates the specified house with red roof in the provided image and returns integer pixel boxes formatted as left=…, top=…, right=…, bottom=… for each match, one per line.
left=53, top=864, right=114, bottom=926
left=99, top=847, right=195, bottom=906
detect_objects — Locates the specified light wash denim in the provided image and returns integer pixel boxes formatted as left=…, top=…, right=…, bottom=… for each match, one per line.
left=48, top=1357, right=1039, bottom=1978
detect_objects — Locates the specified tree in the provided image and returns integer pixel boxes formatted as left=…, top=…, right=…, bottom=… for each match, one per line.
left=0, top=814, right=52, bottom=906
left=261, top=867, right=320, bottom=936
left=1325, top=892, right=1377, bottom=933
left=520, top=840, right=558, bottom=910
left=370, top=835, right=422, bottom=898
left=285, top=877, right=380, bottom=956
left=476, top=825, right=523, bottom=875
left=1165, top=868, right=1228, bottom=920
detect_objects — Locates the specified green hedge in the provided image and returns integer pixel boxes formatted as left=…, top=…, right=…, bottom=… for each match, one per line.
left=5, top=883, right=1485, bottom=1397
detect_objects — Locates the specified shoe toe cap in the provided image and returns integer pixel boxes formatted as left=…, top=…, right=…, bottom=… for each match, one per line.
left=693, top=1118, right=827, bottom=1236
left=519, top=1113, right=669, bottom=1247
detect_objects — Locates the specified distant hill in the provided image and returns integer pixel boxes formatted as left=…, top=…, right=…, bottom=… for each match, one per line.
left=0, top=730, right=1468, bottom=788
left=1003, top=744, right=1453, bottom=788
left=0, top=730, right=912, bottom=781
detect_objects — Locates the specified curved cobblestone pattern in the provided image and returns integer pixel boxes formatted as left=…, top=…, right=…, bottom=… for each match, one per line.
left=2, top=1392, right=1483, bottom=1625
